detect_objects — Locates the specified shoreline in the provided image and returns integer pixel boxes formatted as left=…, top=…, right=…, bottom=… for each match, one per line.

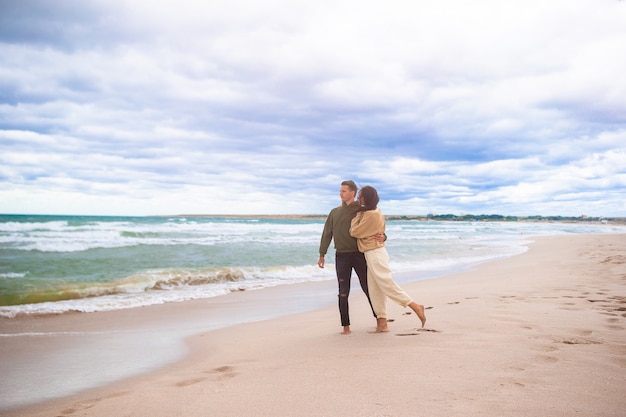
left=2, top=233, right=625, bottom=416
left=165, top=213, right=626, bottom=224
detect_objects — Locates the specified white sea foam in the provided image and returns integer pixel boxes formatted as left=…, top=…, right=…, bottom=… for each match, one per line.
left=0, top=272, right=28, bottom=279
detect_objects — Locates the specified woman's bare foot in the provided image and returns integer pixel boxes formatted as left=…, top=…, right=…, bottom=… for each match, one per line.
left=368, top=318, right=389, bottom=333
left=341, top=326, right=351, bottom=335
left=410, top=302, right=427, bottom=328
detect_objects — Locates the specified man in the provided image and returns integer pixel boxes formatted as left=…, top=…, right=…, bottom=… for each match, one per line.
left=318, top=180, right=379, bottom=334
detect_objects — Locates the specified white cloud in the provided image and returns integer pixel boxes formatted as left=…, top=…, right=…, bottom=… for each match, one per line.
left=0, top=0, right=625, bottom=216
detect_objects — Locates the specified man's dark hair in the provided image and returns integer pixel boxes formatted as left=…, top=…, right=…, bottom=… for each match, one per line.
left=341, top=180, right=358, bottom=193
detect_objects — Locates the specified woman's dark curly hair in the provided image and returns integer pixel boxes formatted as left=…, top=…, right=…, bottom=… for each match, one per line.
left=357, top=185, right=379, bottom=211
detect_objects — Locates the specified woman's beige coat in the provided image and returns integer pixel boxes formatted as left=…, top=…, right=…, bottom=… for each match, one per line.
left=349, top=208, right=385, bottom=252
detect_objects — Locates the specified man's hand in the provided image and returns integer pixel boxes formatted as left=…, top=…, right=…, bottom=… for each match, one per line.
left=318, top=256, right=325, bottom=268
left=374, top=233, right=386, bottom=243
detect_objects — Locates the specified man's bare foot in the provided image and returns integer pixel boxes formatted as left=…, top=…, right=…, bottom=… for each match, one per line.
left=341, top=326, right=351, bottom=335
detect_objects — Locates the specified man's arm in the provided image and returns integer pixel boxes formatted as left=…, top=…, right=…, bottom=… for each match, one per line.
left=318, top=213, right=333, bottom=268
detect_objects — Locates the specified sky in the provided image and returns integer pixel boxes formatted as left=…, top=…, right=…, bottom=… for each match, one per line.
left=1, top=0, right=625, bottom=217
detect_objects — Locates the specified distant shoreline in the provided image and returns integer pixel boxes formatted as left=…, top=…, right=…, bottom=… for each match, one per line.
left=167, top=214, right=626, bottom=224
left=170, top=214, right=328, bottom=220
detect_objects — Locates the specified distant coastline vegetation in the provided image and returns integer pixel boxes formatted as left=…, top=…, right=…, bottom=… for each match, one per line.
left=387, top=214, right=624, bottom=224
left=174, top=214, right=625, bottom=224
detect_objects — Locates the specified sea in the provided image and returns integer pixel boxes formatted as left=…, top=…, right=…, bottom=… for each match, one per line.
left=2, top=214, right=626, bottom=318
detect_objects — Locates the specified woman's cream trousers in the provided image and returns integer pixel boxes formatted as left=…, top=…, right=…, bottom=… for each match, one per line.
left=364, top=246, right=413, bottom=319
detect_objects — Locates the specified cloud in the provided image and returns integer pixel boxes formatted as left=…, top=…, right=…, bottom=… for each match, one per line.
left=1, top=0, right=625, bottom=216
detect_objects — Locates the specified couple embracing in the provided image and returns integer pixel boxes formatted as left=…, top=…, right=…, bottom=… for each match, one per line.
left=318, top=180, right=426, bottom=334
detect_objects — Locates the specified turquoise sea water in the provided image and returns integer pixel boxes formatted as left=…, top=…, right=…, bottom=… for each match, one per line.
left=1, top=214, right=625, bottom=317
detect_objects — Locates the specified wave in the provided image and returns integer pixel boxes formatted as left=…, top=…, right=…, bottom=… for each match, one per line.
left=0, top=220, right=70, bottom=233
left=0, top=218, right=323, bottom=253
left=0, top=264, right=334, bottom=318
left=0, top=267, right=256, bottom=306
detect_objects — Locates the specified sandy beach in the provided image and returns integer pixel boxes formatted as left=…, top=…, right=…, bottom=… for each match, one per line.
left=2, top=233, right=625, bottom=416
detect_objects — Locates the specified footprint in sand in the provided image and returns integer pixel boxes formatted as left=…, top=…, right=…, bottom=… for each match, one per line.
left=175, top=377, right=207, bottom=387
left=555, top=337, right=600, bottom=345
left=175, top=366, right=238, bottom=387
left=535, top=355, right=559, bottom=364
left=395, top=328, right=441, bottom=336
left=205, top=365, right=237, bottom=380
left=498, top=379, right=526, bottom=388
left=60, top=392, right=129, bottom=415
left=530, top=345, right=558, bottom=353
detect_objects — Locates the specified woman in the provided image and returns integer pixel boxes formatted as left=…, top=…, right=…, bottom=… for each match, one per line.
left=349, top=185, right=427, bottom=332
